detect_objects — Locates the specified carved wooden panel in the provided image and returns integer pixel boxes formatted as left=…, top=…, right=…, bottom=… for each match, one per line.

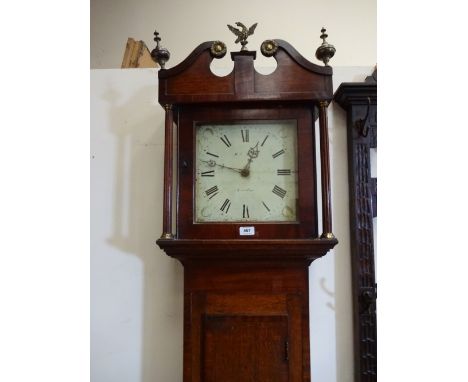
left=334, top=70, right=377, bottom=381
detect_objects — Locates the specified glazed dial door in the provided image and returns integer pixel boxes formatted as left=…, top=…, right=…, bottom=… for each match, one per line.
left=195, top=121, right=298, bottom=222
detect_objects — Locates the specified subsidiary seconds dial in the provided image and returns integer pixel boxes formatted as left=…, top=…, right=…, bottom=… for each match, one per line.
left=194, top=120, right=299, bottom=222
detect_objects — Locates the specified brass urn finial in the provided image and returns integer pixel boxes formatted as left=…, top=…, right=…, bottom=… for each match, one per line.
left=227, top=22, right=258, bottom=51
left=315, top=27, right=336, bottom=66
left=151, top=30, right=170, bottom=69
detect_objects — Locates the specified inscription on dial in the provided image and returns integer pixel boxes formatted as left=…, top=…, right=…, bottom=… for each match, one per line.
left=241, top=129, right=249, bottom=143
left=272, top=185, right=287, bottom=199
left=220, top=135, right=231, bottom=147
left=272, top=149, right=285, bottom=159
left=243, top=204, right=250, bottom=218
left=201, top=170, right=215, bottom=177
left=220, top=198, right=231, bottom=213
left=205, top=185, right=219, bottom=198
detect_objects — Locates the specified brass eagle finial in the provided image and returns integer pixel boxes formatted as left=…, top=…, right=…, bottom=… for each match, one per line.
left=227, top=22, right=258, bottom=51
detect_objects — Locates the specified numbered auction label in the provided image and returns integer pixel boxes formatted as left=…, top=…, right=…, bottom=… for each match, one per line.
left=239, top=226, right=255, bottom=236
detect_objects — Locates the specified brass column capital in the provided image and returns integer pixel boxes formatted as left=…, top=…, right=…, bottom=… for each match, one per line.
left=319, top=100, right=329, bottom=108
left=160, top=232, right=174, bottom=240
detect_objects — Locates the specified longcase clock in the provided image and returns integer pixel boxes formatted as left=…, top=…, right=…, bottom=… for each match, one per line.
left=151, top=25, right=338, bottom=382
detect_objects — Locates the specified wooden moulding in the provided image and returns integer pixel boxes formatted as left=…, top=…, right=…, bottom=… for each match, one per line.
left=158, top=40, right=333, bottom=106
left=156, top=238, right=338, bottom=264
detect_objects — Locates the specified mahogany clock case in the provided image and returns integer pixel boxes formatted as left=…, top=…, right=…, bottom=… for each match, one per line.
left=177, top=103, right=318, bottom=240
left=153, top=35, right=338, bottom=382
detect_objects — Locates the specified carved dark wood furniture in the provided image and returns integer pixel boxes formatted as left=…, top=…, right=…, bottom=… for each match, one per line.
left=334, top=70, right=377, bottom=382
left=152, top=29, right=338, bottom=382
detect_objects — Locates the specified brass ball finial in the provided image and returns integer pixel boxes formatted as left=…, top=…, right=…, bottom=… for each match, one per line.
left=151, top=30, right=170, bottom=69
left=260, top=39, right=279, bottom=57
left=315, top=27, right=336, bottom=66
left=210, top=41, right=227, bottom=58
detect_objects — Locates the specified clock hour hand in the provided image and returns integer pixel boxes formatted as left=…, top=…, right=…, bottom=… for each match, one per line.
left=240, top=158, right=252, bottom=177
left=239, top=142, right=260, bottom=177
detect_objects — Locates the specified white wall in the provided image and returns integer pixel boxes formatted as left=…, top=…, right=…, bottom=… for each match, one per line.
left=91, top=65, right=373, bottom=382
left=91, top=0, right=376, bottom=69
left=91, top=69, right=184, bottom=382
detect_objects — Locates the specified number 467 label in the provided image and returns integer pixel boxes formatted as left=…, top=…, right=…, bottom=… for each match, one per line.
left=239, top=226, right=255, bottom=236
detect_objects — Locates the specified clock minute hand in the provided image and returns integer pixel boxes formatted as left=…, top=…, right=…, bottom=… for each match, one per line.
left=201, top=159, right=243, bottom=174
left=219, top=163, right=243, bottom=173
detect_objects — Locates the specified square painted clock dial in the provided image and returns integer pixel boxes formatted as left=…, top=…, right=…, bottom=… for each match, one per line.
left=195, top=120, right=299, bottom=223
